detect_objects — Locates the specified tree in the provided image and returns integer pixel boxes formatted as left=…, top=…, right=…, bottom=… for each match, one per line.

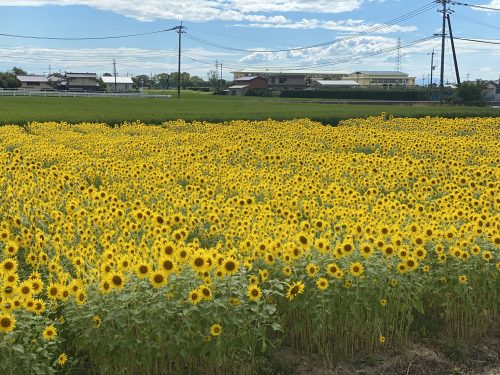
left=207, top=71, right=219, bottom=93
left=454, top=80, right=489, bottom=104
left=11, top=67, right=27, bottom=76
left=0, top=72, right=21, bottom=88
left=103, top=73, right=113, bottom=77
left=132, top=75, right=153, bottom=89
left=153, top=73, right=170, bottom=89
left=189, top=76, right=205, bottom=87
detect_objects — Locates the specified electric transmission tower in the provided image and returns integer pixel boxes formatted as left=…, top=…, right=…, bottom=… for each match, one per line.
left=395, top=37, right=402, bottom=72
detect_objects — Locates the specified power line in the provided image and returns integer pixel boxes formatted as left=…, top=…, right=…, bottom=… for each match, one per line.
left=450, top=1, right=500, bottom=11
left=453, top=11, right=500, bottom=30
left=185, top=2, right=437, bottom=53
left=0, top=28, right=178, bottom=41
left=452, top=36, right=500, bottom=45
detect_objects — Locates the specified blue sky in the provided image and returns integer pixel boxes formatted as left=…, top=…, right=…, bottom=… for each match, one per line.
left=0, top=0, right=498, bottom=83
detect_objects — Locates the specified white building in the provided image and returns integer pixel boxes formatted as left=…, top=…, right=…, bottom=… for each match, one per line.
left=312, top=80, right=359, bottom=89
left=101, top=76, right=134, bottom=92
left=342, top=71, right=416, bottom=87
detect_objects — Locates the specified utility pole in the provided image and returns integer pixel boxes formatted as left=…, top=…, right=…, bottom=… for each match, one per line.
left=113, top=59, right=117, bottom=93
left=446, top=13, right=461, bottom=86
left=429, top=49, right=435, bottom=100
left=438, top=0, right=448, bottom=103
left=174, top=22, right=186, bottom=99
left=220, top=62, right=223, bottom=88
left=48, top=64, right=51, bottom=76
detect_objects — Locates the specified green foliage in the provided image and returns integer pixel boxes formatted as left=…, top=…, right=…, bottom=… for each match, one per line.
left=0, top=96, right=498, bottom=126
left=280, top=89, right=429, bottom=101
left=245, top=88, right=272, bottom=97
left=454, top=80, right=490, bottom=104
left=0, top=72, right=21, bottom=89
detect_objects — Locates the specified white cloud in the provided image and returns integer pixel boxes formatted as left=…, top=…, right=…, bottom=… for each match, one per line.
left=234, top=18, right=417, bottom=32
left=0, top=0, right=364, bottom=22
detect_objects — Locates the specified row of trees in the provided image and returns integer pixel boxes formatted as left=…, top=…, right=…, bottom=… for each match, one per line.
left=128, top=71, right=228, bottom=92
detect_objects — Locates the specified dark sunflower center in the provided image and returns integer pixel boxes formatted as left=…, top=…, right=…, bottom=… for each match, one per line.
left=1, top=318, right=12, bottom=328
left=112, top=276, right=122, bottom=286
left=291, top=286, right=299, bottom=295
left=139, top=266, right=148, bottom=274
left=299, top=236, right=307, bottom=245
left=225, top=262, right=235, bottom=271
left=154, top=275, right=164, bottom=283
left=163, top=261, right=173, bottom=270
left=194, top=258, right=204, bottom=267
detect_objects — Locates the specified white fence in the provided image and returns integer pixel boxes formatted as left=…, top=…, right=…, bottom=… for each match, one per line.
left=0, top=89, right=171, bottom=99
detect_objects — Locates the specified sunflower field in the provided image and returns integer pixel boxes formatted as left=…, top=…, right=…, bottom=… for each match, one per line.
left=0, top=116, right=498, bottom=374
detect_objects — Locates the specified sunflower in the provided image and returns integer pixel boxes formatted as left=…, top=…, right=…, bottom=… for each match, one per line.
left=305, top=263, right=319, bottom=278
left=396, top=263, right=408, bottom=274
left=379, top=298, right=388, bottom=306
left=57, top=353, right=68, bottom=366
left=188, top=289, right=201, bottom=305
left=0, top=313, right=16, bottom=333
left=326, top=263, right=340, bottom=277
left=150, top=271, right=168, bottom=288
left=247, top=284, right=262, bottom=302
left=135, top=263, right=151, bottom=279
left=283, top=265, right=292, bottom=277
left=199, top=285, right=212, bottom=301
left=221, top=258, right=239, bottom=276
left=99, top=279, right=111, bottom=295
left=349, top=262, right=364, bottom=277
left=108, top=272, right=126, bottom=290
left=482, top=251, right=492, bottom=261
left=286, top=281, right=305, bottom=301
left=405, top=257, right=418, bottom=271
left=360, top=243, right=373, bottom=259
left=46, top=283, right=60, bottom=300
left=1, top=259, right=18, bottom=274
left=42, top=325, right=57, bottom=340
left=158, top=257, right=177, bottom=275
left=92, top=315, right=102, bottom=328
left=316, top=278, right=329, bottom=291
left=458, top=274, right=467, bottom=284
left=379, top=335, right=386, bottom=344
left=210, top=323, right=222, bottom=337
left=191, top=252, right=207, bottom=272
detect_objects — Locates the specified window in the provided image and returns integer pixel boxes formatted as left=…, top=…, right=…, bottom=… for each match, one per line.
left=27, top=82, right=41, bottom=86
left=279, top=77, right=287, bottom=83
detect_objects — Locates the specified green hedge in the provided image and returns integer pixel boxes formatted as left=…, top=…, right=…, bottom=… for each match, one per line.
left=280, top=90, right=428, bottom=101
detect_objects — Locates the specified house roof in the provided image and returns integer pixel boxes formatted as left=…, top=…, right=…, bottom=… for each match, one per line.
left=235, top=76, right=264, bottom=81
left=315, top=80, right=359, bottom=86
left=350, top=71, right=408, bottom=76
left=17, top=75, right=49, bottom=83
left=229, top=85, right=250, bottom=89
left=232, top=69, right=344, bottom=76
left=66, top=73, right=97, bottom=78
left=101, top=76, right=134, bottom=84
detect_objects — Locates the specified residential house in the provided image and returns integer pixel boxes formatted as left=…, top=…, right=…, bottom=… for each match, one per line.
left=65, top=72, right=99, bottom=91
left=16, top=75, right=53, bottom=91
left=232, top=70, right=347, bottom=90
left=485, top=80, right=500, bottom=101
left=228, top=76, right=268, bottom=96
left=342, top=71, right=416, bottom=87
left=101, top=76, right=134, bottom=92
